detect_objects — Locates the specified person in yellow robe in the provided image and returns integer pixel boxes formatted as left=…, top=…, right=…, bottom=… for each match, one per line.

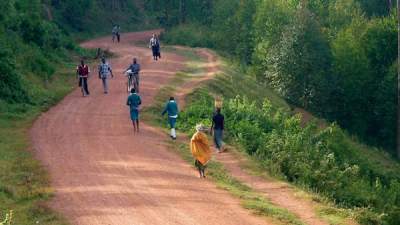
left=190, top=124, right=212, bottom=178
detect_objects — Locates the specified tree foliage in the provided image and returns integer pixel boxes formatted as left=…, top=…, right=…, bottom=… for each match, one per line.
left=162, top=0, right=398, bottom=155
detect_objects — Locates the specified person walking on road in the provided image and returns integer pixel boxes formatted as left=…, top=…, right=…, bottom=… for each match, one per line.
left=149, top=34, right=160, bottom=61
left=76, top=59, right=90, bottom=97
left=127, top=88, right=142, bottom=133
left=190, top=124, right=212, bottom=178
left=98, top=57, right=114, bottom=94
left=112, top=25, right=120, bottom=43
left=162, top=97, right=179, bottom=140
left=125, top=58, right=141, bottom=93
left=155, top=35, right=161, bottom=59
left=211, top=108, right=225, bottom=153
left=116, top=25, right=121, bottom=42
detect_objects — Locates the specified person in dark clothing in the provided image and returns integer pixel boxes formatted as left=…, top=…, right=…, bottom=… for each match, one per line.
left=125, top=58, right=141, bottom=93
left=76, top=60, right=90, bottom=97
left=211, top=108, right=225, bottom=153
left=116, top=25, right=121, bottom=42
left=155, top=37, right=161, bottom=59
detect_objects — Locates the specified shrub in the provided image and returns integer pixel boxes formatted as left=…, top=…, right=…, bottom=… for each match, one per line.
left=0, top=38, right=28, bottom=103
left=162, top=24, right=214, bottom=48
left=180, top=91, right=400, bottom=224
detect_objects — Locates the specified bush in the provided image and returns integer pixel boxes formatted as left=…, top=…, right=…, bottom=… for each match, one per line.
left=0, top=38, right=28, bottom=103
left=162, top=24, right=214, bottom=48
left=180, top=90, right=400, bottom=224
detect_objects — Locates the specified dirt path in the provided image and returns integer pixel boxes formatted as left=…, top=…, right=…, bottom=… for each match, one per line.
left=30, top=30, right=271, bottom=225
left=216, top=153, right=330, bottom=225
left=172, top=48, right=334, bottom=225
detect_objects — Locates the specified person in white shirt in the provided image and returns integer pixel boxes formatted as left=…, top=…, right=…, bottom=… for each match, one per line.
left=149, top=34, right=160, bottom=61
left=98, top=57, right=114, bottom=94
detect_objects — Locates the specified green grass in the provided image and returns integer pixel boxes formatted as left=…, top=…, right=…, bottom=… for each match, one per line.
left=143, top=92, right=307, bottom=225
left=0, top=57, right=96, bottom=224
left=171, top=142, right=305, bottom=225
left=178, top=60, right=400, bottom=224
left=144, top=46, right=363, bottom=225
left=142, top=48, right=308, bottom=225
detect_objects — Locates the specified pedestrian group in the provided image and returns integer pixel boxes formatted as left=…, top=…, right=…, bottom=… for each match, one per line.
left=76, top=31, right=225, bottom=178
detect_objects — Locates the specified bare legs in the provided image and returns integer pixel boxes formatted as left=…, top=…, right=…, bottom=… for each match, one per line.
left=132, top=119, right=140, bottom=133
left=195, top=160, right=206, bottom=178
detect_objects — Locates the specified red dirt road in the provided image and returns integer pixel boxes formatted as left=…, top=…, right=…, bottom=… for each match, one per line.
left=30, top=31, right=271, bottom=225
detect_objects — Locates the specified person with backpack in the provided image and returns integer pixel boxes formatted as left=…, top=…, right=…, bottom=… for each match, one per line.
left=125, top=58, right=141, bottom=93
left=76, top=59, right=90, bottom=97
left=149, top=34, right=159, bottom=61
left=161, top=97, right=179, bottom=140
left=211, top=108, right=225, bottom=153
left=127, top=88, right=142, bottom=133
left=98, top=57, right=114, bottom=94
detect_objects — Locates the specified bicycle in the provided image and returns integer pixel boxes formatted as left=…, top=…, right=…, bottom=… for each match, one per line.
left=125, top=70, right=139, bottom=93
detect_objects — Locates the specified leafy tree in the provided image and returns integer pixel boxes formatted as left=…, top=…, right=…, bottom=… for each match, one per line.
left=362, top=14, right=398, bottom=150
left=57, top=0, right=92, bottom=31
left=0, top=36, right=27, bottom=103
left=265, top=8, right=332, bottom=110
left=356, top=0, right=395, bottom=17
left=252, top=0, right=295, bottom=76
left=329, top=17, right=371, bottom=134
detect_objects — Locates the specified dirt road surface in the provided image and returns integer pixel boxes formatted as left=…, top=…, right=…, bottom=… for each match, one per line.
left=30, top=30, right=271, bottom=225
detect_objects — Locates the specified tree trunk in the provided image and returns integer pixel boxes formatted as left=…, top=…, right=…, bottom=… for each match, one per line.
left=179, top=0, right=186, bottom=24
left=397, top=0, right=400, bottom=159
left=164, top=0, right=170, bottom=26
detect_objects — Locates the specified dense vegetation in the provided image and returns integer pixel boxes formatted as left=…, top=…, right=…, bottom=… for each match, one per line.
left=0, top=0, right=151, bottom=223
left=1, top=0, right=398, bottom=224
left=178, top=65, right=400, bottom=225
left=0, top=1, right=84, bottom=224
left=47, top=0, right=155, bottom=36
left=155, top=0, right=398, bottom=155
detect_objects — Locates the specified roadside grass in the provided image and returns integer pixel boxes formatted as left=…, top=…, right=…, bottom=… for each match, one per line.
left=143, top=46, right=361, bottom=225
left=0, top=52, right=95, bottom=225
left=142, top=48, right=307, bottom=225
left=180, top=80, right=359, bottom=225
left=201, top=62, right=290, bottom=112
left=0, top=70, right=73, bottom=225
left=142, top=75, right=306, bottom=225
left=229, top=146, right=356, bottom=225
left=182, top=51, right=400, bottom=225
left=170, top=142, right=305, bottom=225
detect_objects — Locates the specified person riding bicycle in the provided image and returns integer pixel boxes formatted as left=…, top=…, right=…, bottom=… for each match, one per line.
left=125, top=58, right=141, bottom=93
left=76, top=59, right=90, bottom=96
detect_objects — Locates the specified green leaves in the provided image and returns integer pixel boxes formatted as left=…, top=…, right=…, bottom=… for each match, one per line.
left=181, top=91, right=400, bottom=224
left=0, top=37, right=27, bottom=103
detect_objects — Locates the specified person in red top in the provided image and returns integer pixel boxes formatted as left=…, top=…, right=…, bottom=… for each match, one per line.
left=76, top=59, right=90, bottom=96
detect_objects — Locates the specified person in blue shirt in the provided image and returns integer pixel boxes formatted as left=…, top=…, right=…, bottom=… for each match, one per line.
left=162, top=97, right=179, bottom=140
left=127, top=88, right=142, bottom=133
